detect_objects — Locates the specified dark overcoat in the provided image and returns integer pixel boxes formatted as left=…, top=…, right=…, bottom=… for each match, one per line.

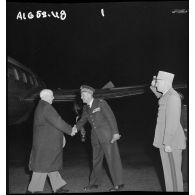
left=76, top=98, right=119, bottom=144
left=29, top=100, right=72, bottom=173
left=76, top=98, right=123, bottom=186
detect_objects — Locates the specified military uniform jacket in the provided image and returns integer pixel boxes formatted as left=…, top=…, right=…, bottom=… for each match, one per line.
left=76, top=98, right=119, bottom=144
left=153, top=88, right=186, bottom=149
left=29, top=100, right=72, bottom=173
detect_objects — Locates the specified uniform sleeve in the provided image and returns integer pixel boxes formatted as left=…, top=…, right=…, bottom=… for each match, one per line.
left=45, top=105, right=72, bottom=135
left=100, top=99, right=119, bottom=134
left=180, top=105, right=188, bottom=129
left=163, top=95, right=181, bottom=145
left=150, top=86, right=162, bottom=99
left=76, top=106, right=88, bottom=131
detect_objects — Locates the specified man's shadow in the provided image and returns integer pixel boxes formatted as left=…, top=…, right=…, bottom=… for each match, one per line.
left=149, top=147, right=166, bottom=191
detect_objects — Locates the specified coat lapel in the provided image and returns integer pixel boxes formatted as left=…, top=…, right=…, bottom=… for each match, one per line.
left=90, top=99, right=98, bottom=112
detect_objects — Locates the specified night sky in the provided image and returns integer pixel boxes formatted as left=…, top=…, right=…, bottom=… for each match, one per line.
left=7, top=1, right=188, bottom=89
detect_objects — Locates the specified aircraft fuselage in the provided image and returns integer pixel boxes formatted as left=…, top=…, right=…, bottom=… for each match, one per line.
left=7, top=56, right=46, bottom=125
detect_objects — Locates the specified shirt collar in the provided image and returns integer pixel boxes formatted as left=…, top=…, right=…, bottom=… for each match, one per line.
left=88, top=98, right=94, bottom=108
left=163, top=88, right=171, bottom=96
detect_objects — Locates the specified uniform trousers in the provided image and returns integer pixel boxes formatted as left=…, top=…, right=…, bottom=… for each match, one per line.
left=89, top=142, right=123, bottom=186
left=159, top=148, right=183, bottom=191
left=28, top=171, right=67, bottom=193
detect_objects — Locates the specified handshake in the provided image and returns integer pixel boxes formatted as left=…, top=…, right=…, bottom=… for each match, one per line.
left=71, top=125, right=78, bottom=136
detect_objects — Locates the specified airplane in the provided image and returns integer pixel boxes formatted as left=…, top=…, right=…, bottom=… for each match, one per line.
left=7, top=56, right=46, bottom=125
left=7, top=56, right=187, bottom=125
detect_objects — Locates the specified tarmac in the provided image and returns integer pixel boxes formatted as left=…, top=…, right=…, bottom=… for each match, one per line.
left=8, top=130, right=188, bottom=193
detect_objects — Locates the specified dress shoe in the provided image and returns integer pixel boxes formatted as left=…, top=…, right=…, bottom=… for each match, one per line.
left=54, top=185, right=69, bottom=193
left=109, top=184, right=124, bottom=192
left=84, top=184, right=99, bottom=191
left=25, top=191, right=32, bottom=194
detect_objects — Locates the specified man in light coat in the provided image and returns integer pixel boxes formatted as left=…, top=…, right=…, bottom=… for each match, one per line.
left=26, top=89, right=77, bottom=194
left=150, top=71, right=186, bottom=191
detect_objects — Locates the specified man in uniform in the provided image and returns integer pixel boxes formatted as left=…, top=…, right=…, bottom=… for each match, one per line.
left=74, top=85, right=124, bottom=192
left=26, top=89, right=77, bottom=194
left=150, top=71, right=186, bottom=191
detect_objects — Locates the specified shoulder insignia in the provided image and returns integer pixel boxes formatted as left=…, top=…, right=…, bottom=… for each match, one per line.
left=99, top=99, right=104, bottom=103
left=92, top=107, right=101, bottom=113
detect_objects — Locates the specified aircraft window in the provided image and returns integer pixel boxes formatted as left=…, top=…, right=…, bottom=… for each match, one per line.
left=8, top=67, right=15, bottom=77
left=37, top=79, right=41, bottom=86
left=22, top=72, right=27, bottom=83
left=29, top=75, right=34, bottom=85
left=34, top=78, right=38, bottom=86
left=13, top=69, right=19, bottom=80
left=16, top=69, right=23, bottom=81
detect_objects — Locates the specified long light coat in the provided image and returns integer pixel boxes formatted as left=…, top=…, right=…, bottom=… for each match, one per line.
left=153, top=88, right=186, bottom=149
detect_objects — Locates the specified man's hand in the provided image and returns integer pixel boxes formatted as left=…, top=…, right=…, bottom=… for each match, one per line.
left=165, top=145, right=172, bottom=153
left=150, top=76, right=157, bottom=92
left=80, top=128, right=86, bottom=142
left=151, top=76, right=157, bottom=87
left=63, top=135, right=66, bottom=148
left=71, top=125, right=77, bottom=136
left=111, top=133, right=121, bottom=143
left=184, top=129, right=188, bottom=141
left=150, top=76, right=162, bottom=99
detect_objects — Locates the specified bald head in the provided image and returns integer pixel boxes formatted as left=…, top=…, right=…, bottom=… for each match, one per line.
left=40, top=89, right=54, bottom=104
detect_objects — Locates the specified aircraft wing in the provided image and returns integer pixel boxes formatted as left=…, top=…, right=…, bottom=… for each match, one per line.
left=53, top=85, right=146, bottom=102
left=23, top=81, right=187, bottom=102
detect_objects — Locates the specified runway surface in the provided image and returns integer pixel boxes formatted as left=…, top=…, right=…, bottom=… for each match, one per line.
left=8, top=129, right=188, bottom=193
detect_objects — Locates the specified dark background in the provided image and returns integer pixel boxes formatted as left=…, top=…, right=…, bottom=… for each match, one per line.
left=7, top=1, right=188, bottom=89
left=7, top=1, right=188, bottom=171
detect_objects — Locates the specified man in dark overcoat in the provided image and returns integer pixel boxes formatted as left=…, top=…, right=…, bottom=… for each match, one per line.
left=75, top=85, right=124, bottom=192
left=26, top=89, right=76, bottom=194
